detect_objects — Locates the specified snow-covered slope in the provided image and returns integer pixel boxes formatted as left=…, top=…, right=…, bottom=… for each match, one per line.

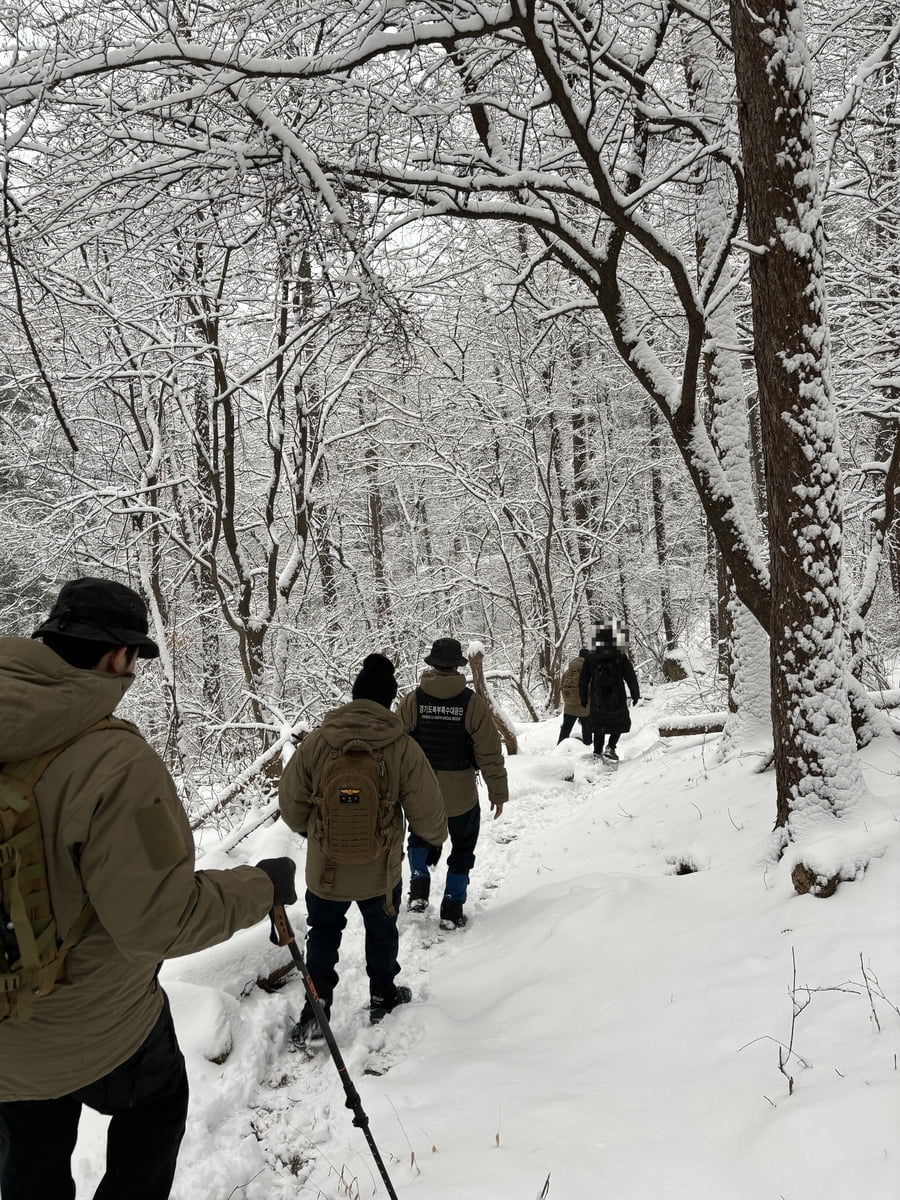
left=73, top=685, right=900, bottom=1199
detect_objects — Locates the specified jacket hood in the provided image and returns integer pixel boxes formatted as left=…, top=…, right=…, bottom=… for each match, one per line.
left=0, top=637, right=132, bottom=761
left=417, top=668, right=469, bottom=699
left=317, top=699, right=406, bottom=751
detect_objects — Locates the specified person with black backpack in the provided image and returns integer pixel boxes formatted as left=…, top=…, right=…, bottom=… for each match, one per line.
left=398, top=638, right=509, bottom=930
left=557, top=647, right=593, bottom=745
left=278, top=654, right=447, bottom=1046
left=579, top=623, right=641, bottom=762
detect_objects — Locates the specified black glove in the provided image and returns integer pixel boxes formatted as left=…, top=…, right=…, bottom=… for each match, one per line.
left=256, top=857, right=298, bottom=907
left=425, top=843, right=442, bottom=867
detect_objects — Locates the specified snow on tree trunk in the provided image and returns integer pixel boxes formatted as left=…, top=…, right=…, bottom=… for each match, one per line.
left=730, top=0, right=863, bottom=830
left=685, top=12, right=771, bottom=755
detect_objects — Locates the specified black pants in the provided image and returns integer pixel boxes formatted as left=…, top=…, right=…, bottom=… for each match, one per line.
left=0, top=999, right=188, bottom=1200
left=305, top=883, right=403, bottom=1003
left=445, top=803, right=481, bottom=876
left=593, top=728, right=620, bottom=755
left=557, top=714, right=592, bottom=744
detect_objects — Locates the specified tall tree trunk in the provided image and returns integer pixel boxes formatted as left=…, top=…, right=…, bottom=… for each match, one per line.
left=686, top=7, right=771, bottom=753
left=648, top=404, right=677, bottom=650
left=731, top=0, right=863, bottom=830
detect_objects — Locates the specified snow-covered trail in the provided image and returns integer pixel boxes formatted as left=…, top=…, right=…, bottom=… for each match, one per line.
left=70, top=687, right=900, bottom=1200
left=165, top=716, right=644, bottom=1199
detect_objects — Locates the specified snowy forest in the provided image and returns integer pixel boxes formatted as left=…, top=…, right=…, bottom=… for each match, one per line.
left=1, top=0, right=898, bottom=858
left=1, top=4, right=899, bottom=1198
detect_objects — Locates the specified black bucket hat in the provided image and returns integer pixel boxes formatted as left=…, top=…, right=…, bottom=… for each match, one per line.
left=32, top=577, right=160, bottom=659
left=424, top=637, right=468, bottom=669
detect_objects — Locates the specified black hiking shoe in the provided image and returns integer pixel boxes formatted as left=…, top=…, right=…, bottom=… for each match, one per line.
left=369, top=985, right=412, bottom=1025
left=290, top=1001, right=330, bottom=1049
left=439, top=900, right=467, bottom=931
left=408, top=876, right=430, bottom=913
left=603, top=747, right=619, bottom=761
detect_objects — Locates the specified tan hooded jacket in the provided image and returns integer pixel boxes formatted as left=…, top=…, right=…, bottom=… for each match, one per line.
left=397, top=669, right=509, bottom=818
left=0, top=638, right=274, bottom=1101
left=278, top=699, right=447, bottom=902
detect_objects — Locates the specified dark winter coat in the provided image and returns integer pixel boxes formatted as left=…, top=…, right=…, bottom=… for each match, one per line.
left=397, top=669, right=509, bottom=817
left=278, top=699, right=447, bottom=902
left=579, top=647, right=640, bottom=734
left=0, top=638, right=274, bottom=1102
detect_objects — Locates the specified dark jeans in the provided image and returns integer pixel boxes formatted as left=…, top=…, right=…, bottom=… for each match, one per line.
left=305, top=883, right=403, bottom=1002
left=558, top=714, right=592, bottom=744
left=446, top=804, right=481, bottom=876
left=0, top=998, right=188, bottom=1200
left=408, top=802, right=481, bottom=878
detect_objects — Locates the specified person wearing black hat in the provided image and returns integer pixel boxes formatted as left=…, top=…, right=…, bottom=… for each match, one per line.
left=279, top=653, right=447, bottom=1045
left=0, top=578, right=296, bottom=1200
left=397, top=637, right=509, bottom=930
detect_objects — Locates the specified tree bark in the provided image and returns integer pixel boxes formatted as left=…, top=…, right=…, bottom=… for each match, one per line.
left=731, top=0, right=862, bottom=829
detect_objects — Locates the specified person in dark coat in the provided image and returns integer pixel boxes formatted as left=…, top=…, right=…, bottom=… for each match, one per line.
left=579, top=623, right=640, bottom=761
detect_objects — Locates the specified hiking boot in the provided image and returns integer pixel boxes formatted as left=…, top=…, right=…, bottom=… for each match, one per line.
left=290, top=1000, right=330, bottom=1048
left=369, top=985, right=412, bottom=1025
left=408, top=876, right=430, bottom=913
left=439, top=900, right=467, bottom=931
left=603, top=747, right=619, bottom=761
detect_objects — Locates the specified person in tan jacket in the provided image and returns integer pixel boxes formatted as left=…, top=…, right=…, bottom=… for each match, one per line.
left=397, top=638, right=509, bottom=930
left=279, top=653, right=446, bottom=1046
left=0, top=578, right=295, bottom=1200
left=557, top=647, right=592, bottom=745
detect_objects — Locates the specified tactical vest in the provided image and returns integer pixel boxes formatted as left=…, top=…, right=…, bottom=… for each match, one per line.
left=411, top=687, right=474, bottom=771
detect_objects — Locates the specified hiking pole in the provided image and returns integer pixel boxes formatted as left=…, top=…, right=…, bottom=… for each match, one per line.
left=269, top=905, right=400, bottom=1200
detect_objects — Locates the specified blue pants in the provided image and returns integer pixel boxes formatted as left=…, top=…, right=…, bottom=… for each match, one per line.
left=305, top=884, right=402, bottom=1003
left=0, top=998, right=188, bottom=1200
left=409, top=803, right=481, bottom=903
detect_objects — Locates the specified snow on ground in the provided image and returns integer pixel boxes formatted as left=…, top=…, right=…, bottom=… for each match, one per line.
left=72, top=680, right=900, bottom=1199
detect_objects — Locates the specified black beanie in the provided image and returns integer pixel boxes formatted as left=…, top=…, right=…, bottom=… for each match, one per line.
left=351, top=653, right=398, bottom=709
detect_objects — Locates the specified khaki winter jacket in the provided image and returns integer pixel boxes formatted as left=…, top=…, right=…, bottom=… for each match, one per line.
left=278, top=699, right=447, bottom=903
left=0, top=638, right=274, bottom=1101
left=397, top=669, right=509, bottom=818
left=560, top=656, right=590, bottom=717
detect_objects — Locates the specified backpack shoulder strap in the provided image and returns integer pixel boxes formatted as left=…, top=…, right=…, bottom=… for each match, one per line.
left=0, top=717, right=145, bottom=1018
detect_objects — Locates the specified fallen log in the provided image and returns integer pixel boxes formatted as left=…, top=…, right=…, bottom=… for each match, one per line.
left=658, top=712, right=728, bottom=738
left=658, top=687, right=900, bottom=740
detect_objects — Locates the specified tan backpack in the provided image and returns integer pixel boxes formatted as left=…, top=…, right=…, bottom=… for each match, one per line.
left=315, top=739, right=397, bottom=912
left=560, top=660, right=583, bottom=707
left=0, top=717, right=140, bottom=1022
